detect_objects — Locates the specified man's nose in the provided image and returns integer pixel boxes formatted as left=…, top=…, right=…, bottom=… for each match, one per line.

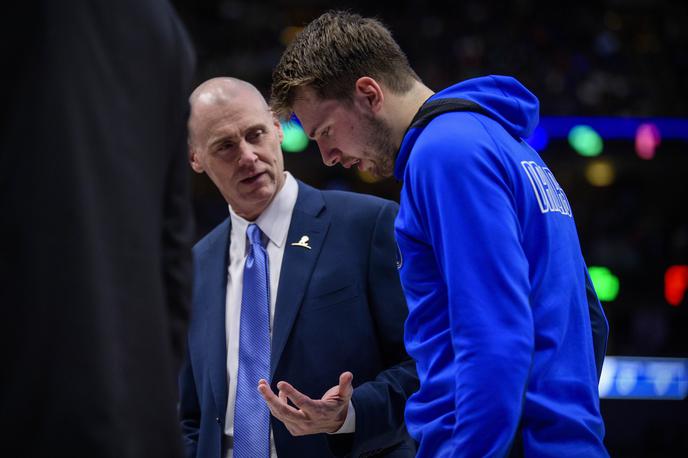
left=318, top=142, right=340, bottom=167
left=236, top=142, right=258, bottom=166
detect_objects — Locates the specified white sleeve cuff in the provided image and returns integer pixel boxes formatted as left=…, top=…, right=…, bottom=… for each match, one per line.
left=328, top=400, right=356, bottom=434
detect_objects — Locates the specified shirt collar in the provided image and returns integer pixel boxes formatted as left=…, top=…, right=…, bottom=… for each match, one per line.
left=228, top=171, right=298, bottom=249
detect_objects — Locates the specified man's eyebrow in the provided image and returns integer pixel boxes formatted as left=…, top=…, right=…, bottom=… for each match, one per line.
left=208, top=135, right=234, bottom=148
left=207, top=123, right=268, bottom=148
left=245, top=122, right=269, bottom=133
left=307, top=121, right=324, bottom=140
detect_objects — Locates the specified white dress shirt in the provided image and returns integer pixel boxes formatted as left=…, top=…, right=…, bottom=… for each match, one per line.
left=223, top=172, right=354, bottom=458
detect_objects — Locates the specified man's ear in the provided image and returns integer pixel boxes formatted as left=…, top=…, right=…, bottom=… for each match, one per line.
left=272, top=113, right=284, bottom=143
left=189, top=146, right=204, bottom=173
left=354, top=76, right=384, bottom=114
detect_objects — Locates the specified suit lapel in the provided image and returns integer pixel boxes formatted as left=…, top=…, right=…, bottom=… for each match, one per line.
left=201, top=219, right=231, bottom=418
left=270, top=182, right=329, bottom=379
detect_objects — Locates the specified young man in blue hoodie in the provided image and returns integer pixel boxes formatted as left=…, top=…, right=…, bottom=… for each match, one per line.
left=270, top=10, right=609, bottom=458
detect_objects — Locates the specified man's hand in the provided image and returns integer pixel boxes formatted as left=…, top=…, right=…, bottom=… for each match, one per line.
left=257, top=372, right=353, bottom=436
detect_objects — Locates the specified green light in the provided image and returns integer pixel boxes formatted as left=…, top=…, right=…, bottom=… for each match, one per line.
left=588, top=266, right=619, bottom=302
left=280, top=121, right=309, bottom=153
left=569, top=125, right=603, bottom=157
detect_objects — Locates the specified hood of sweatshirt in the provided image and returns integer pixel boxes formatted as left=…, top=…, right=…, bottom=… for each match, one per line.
left=395, top=75, right=539, bottom=180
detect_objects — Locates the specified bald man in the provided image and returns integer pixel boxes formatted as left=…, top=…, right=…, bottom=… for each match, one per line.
left=178, top=78, right=417, bottom=458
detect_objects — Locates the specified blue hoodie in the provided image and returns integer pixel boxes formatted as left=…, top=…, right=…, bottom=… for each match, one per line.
left=394, top=75, right=608, bottom=457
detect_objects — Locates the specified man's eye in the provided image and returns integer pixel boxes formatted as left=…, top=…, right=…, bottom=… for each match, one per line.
left=322, top=128, right=330, bottom=137
left=247, top=130, right=265, bottom=142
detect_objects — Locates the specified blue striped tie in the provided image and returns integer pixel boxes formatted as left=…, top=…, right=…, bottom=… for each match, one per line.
left=233, top=223, right=271, bottom=458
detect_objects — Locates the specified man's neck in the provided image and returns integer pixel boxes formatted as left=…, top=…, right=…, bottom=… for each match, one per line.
left=386, top=81, right=435, bottom=150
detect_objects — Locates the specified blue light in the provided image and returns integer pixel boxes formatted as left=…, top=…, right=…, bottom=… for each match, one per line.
left=599, top=356, right=688, bottom=400
left=538, top=117, right=688, bottom=141
left=288, top=113, right=303, bottom=127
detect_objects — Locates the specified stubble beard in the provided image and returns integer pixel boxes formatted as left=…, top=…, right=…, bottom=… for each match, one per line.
left=364, top=114, right=397, bottom=178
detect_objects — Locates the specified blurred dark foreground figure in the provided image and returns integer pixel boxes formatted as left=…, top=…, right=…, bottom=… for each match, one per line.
left=0, top=1, right=195, bottom=456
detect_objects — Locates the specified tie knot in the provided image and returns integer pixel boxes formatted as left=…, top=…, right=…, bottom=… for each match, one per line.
left=246, top=223, right=263, bottom=246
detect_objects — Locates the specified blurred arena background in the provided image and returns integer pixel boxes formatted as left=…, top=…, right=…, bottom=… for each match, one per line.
left=171, top=0, right=687, bottom=455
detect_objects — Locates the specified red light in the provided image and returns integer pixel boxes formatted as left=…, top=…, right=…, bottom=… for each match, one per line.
left=665, top=265, right=688, bottom=307
left=635, top=123, right=661, bottom=160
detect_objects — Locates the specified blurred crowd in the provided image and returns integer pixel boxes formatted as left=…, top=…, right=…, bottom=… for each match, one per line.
left=173, top=0, right=687, bottom=361
left=174, top=0, right=687, bottom=117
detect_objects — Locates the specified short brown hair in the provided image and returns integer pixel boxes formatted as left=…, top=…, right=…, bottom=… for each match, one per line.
left=270, top=10, right=421, bottom=118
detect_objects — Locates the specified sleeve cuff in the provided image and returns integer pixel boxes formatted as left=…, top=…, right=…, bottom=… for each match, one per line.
left=328, top=400, right=356, bottom=434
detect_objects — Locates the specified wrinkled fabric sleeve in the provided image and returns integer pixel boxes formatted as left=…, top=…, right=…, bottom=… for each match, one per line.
left=406, top=119, right=533, bottom=457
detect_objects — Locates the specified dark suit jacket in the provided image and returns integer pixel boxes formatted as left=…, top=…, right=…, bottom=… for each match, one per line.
left=179, top=180, right=418, bottom=458
left=0, top=2, right=195, bottom=457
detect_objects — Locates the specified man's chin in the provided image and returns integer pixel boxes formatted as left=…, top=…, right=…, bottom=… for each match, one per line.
left=368, top=161, right=394, bottom=179
left=240, top=188, right=276, bottom=213
left=246, top=184, right=275, bottom=201
left=361, top=150, right=395, bottom=178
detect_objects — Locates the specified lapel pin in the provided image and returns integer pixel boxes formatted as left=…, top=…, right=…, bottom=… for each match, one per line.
left=290, top=235, right=312, bottom=250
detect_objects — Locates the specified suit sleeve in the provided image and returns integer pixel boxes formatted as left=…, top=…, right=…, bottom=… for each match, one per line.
left=409, top=127, right=533, bottom=457
left=178, top=340, right=200, bottom=458
left=329, top=201, right=419, bottom=456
